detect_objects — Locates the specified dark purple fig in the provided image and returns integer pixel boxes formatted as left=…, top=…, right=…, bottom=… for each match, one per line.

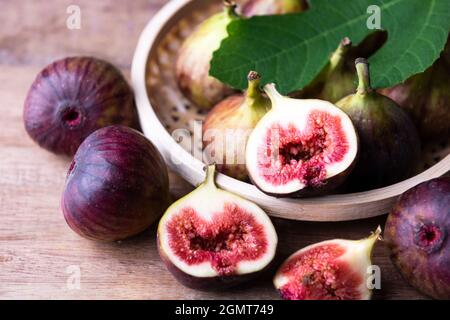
left=202, top=71, right=270, bottom=181
left=385, top=177, right=450, bottom=299
left=380, top=56, right=450, bottom=141
left=336, top=58, right=421, bottom=191
left=240, top=0, right=308, bottom=16
left=61, top=126, right=169, bottom=242
left=24, top=57, right=138, bottom=156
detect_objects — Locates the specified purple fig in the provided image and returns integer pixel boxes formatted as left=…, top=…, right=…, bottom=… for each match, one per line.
left=202, top=71, right=270, bottom=181
left=61, top=126, right=170, bottom=241
left=23, top=57, right=138, bottom=156
left=336, top=58, right=421, bottom=191
left=385, top=177, right=450, bottom=299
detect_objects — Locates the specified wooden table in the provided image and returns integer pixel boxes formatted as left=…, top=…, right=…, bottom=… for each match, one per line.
left=0, top=0, right=425, bottom=299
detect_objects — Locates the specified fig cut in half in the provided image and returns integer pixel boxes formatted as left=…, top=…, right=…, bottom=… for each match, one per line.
left=274, top=227, right=382, bottom=300
left=157, top=165, right=278, bottom=290
left=246, top=84, right=358, bottom=197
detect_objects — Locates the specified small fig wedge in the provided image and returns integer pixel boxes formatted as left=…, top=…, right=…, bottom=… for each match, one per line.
left=385, top=178, right=450, bottom=299
left=274, top=227, right=382, bottom=300
left=157, top=165, right=278, bottom=290
left=176, top=1, right=238, bottom=109
left=246, top=84, right=358, bottom=197
left=337, top=58, right=421, bottom=191
left=203, top=71, right=270, bottom=181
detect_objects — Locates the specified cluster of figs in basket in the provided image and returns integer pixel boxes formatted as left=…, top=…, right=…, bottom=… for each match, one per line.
left=22, top=0, right=449, bottom=300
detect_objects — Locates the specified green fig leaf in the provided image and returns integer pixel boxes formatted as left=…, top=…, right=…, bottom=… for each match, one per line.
left=210, top=0, right=450, bottom=94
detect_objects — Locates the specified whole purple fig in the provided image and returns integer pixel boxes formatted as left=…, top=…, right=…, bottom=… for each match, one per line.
left=241, top=0, right=308, bottom=16
left=24, top=57, right=138, bottom=156
left=380, top=56, right=450, bottom=141
left=61, top=126, right=170, bottom=241
left=336, top=58, right=421, bottom=191
left=385, top=177, right=450, bottom=299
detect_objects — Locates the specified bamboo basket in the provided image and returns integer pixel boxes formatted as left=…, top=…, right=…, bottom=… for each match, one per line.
left=131, top=0, right=450, bottom=221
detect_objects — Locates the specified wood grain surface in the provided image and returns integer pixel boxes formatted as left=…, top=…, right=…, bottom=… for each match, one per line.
left=0, top=0, right=426, bottom=299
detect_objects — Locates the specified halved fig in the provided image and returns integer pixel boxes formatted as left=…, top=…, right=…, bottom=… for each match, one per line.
left=157, top=165, right=278, bottom=290
left=274, top=227, right=382, bottom=300
left=246, top=84, right=358, bottom=197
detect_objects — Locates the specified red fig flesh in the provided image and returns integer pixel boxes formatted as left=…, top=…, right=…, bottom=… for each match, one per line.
left=203, top=71, right=270, bottom=181
left=246, top=84, right=358, bottom=197
left=385, top=178, right=450, bottom=299
left=157, top=165, right=278, bottom=290
left=23, top=57, right=138, bottom=156
left=61, top=126, right=169, bottom=241
left=274, top=227, right=382, bottom=300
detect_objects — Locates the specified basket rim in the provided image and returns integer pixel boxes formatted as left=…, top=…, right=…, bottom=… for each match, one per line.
left=131, top=0, right=450, bottom=222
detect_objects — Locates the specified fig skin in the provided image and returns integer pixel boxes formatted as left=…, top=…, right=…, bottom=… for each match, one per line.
left=336, top=58, right=421, bottom=191
left=380, top=55, right=450, bottom=141
left=203, top=71, right=270, bottom=181
left=23, top=57, right=139, bottom=156
left=176, top=2, right=238, bottom=109
left=61, top=126, right=170, bottom=242
left=385, top=178, right=450, bottom=300
left=241, top=0, right=308, bottom=16
left=157, top=165, right=278, bottom=290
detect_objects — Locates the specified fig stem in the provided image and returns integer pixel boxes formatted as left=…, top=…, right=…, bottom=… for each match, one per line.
left=355, top=58, right=373, bottom=95
left=329, top=37, right=352, bottom=70
left=245, top=71, right=268, bottom=112
left=224, top=0, right=239, bottom=19
left=246, top=71, right=262, bottom=99
left=203, top=164, right=217, bottom=189
left=357, top=226, right=382, bottom=259
left=264, top=83, right=284, bottom=107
